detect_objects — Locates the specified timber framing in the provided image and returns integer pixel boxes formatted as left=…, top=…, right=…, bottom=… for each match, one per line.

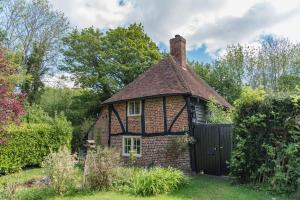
left=163, top=97, right=167, bottom=133
left=107, top=97, right=189, bottom=136
left=110, top=131, right=186, bottom=137
left=112, top=105, right=125, bottom=133
left=108, top=106, right=112, bottom=146
left=141, top=100, right=145, bottom=135
left=167, top=102, right=187, bottom=133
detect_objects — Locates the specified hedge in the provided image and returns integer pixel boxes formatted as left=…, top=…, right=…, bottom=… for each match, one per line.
left=230, top=94, right=300, bottom=194
left=0, top=114, right=72, bottom=174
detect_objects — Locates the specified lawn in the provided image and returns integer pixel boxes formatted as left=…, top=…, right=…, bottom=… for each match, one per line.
left=0, top=168, right=295, bottom=200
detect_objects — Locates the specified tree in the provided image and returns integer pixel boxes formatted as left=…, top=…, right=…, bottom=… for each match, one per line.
left=102, top=23, right=162, bottom=86
left=193, top=37, right=300, bottom=103
left=61, top=24, right=161, bottom=102
left=0, top=48, right=24, bottom=143
left=192, top=44, right=244, bottom=103
left=0, top=0, right=69, bottom=103
left=244, top=37, right=300, bottom=92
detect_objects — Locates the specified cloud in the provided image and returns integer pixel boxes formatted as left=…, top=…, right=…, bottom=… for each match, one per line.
left=188, top=2, right=300, bottom=52
left=49, top=0, right=300, bottom=56
left=49, top=0, right=132, bottom=28
left=125, top=0, right=224, bottom=44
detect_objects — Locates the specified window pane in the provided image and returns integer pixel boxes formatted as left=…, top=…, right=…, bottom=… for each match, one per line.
left=135, top=101, right=140, bottom=114
left=129, top=102, right=134, bottom=115
left=125, top=145, right=131, bottom=154
left=126, top=138, right=131, bottom=146
left=133, top=138, right=141, bottom=155
left=124, top=138, right=132, bottom=154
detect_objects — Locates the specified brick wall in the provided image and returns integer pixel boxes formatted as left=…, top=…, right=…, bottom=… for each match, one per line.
left=145, top=98, right=164, bottom=133
left=90, top=107, right=109, bottom=146
left=110, top=135, right=191, bottom=173
left=166, top=96, right=189, bottom=132
left=109, top=95, right=188, bottom=134
left=111, top=103, right=126, bottom=134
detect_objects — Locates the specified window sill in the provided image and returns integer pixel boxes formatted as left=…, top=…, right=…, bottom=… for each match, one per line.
left=122, top=153, right=141, bottom=158
left=127, top=114, right=141, bottom=117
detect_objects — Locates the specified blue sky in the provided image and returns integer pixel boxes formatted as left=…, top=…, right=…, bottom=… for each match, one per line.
left=49, top=0, right=300, bottom=63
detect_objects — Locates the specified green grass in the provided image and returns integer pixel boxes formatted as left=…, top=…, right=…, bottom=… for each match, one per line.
left=0, top=168, right=296, bottom=200
left=0, top=168, right=44, bottom=185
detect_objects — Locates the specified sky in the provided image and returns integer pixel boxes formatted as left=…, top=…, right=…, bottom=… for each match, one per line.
left=49, top=0, right=300, bottom=63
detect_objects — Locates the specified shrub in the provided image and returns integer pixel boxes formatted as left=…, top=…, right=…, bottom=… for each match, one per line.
left=0, top=106, right=72, bottom=174
left=207, top=98, right=232, bottom=123
left=42, top=146, right=77, bottom=195
left=230, top=91, right=300, bottom=194
left=167, top=134, right=195, bottom=158
left=83, top=147, right=120, bottom=190
left=129, top=167, right=186, bottom=196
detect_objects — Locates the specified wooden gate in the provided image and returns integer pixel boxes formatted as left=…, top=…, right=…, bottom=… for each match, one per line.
left=191, top=124, right=232, bottom=176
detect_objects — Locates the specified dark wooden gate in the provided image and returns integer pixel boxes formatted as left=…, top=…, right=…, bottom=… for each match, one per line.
left=192, top=124, right=232, bottom=176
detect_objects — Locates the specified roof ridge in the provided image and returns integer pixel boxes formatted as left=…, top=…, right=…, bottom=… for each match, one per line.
left=167, top=55, right=192, bottom=94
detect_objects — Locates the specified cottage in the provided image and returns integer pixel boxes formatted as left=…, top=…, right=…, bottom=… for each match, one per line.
left=88, top=35, right=230, bottom=173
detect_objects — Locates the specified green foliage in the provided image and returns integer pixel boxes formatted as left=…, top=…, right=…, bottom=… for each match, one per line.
left=230, top=93, right=300, bottom=194
left=167, top=134, right=195, bottom=158
left=1, top=0, right=70, bottom=103
left=38, top=87, right=76, bottom=118
left=128, top=167, right=186, bottom=196
left=42, top=146, right=77, bottom=195
left=38, top=88, right=98, bottom=152
left=83, top=147, right=120, bottom=190
left=22, top=104, right=52, bottom=123
left=207, top=98, right=232, bottom=123
left=0, top=106, right=72, bottom=174
left=61, top=23, right=161, bottom=101
left=191, top=44, right=244, bottom=103
left=234, top=87, right=266, bottom=109
left=192, top=38, right=300, bottom=103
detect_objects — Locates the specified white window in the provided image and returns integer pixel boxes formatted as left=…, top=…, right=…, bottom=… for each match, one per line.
left=127, top=100, right=141, bottom=116
left=122, top=136, right=141, bottom=157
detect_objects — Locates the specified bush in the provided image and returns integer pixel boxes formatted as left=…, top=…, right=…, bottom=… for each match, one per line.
left=83, top=147, right=120, bottom=190
left=207, top=98, right=232, bottom=123
left=0, top=106, right=72, bottom=174
left=42, top=146, right=77, bottom=195
left=129, top=167, right=186, bottom=196
left=230, top=89, right=300, bottom=194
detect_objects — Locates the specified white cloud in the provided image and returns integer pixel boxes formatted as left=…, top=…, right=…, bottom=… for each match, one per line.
left=49, top=0, right=300, bottom=54
left=43, top=73, right=76, bottom=88
left=49, top=0, right=132, bottom=28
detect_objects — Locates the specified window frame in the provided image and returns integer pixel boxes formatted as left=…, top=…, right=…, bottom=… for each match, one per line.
left=127, top=100, right=142, bottom=116
left=122, top=136, right=142, bottom=157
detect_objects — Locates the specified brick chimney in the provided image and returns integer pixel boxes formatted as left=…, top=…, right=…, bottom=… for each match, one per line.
left=170, top=35, right=186, bottom=67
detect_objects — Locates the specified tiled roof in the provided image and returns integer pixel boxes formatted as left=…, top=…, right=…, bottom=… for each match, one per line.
left=103, top=55, right=231, bottom=108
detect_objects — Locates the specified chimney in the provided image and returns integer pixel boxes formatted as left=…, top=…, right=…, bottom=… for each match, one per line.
left=170, top=35, right=186, bottom=67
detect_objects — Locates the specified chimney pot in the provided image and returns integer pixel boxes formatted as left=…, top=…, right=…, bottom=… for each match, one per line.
left=170, top=35, right=186, bottom=67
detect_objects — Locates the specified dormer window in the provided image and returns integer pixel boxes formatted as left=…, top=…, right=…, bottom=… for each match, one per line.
left=127, top=100, right=141, bottom=116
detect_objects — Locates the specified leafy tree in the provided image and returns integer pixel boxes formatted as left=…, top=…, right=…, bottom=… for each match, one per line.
left=193, top=38, right=300, bottom=103
left=192, top=45, right=244, bottom=103
left=61, top=24, right=161, bottom=102
left=37, top=87, right=99, bottom=152
left=0, top=0, right=69, bottom=103
left=0, top=48, right=25, bottom=143
left=102, top=23, right=162, bottom=87
left=246, top=37, right=300, bottom=92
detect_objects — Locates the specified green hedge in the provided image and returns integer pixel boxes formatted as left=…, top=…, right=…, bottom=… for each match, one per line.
left=230, top=94, right=300, bottom=194
left=0, top=114, right=72, bottom=174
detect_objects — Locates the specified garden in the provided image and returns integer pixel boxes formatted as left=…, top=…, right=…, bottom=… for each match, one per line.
left=0, top=88, right=299, bottom=200
left=0, top=0, right=300, bottom=199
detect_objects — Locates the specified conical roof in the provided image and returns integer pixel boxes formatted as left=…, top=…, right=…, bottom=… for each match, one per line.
left=103, top=55, right=230, bottom=108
